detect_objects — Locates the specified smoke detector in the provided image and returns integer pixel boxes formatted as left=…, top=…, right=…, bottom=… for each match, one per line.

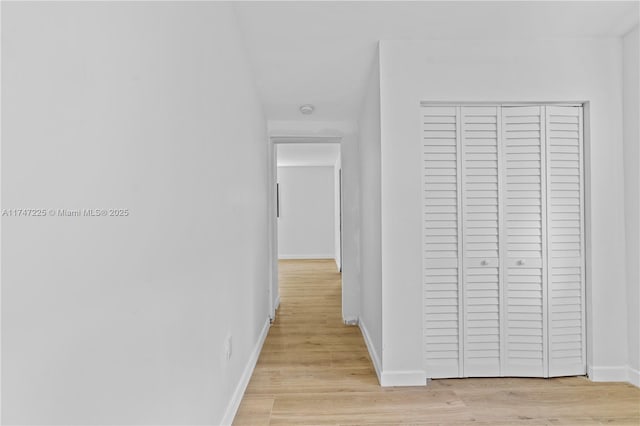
left=299, top=104, right=315, bottom=115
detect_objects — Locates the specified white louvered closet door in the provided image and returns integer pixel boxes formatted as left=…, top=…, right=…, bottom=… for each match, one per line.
left=501, top=106, right=547, bottom=377
left=422, top=106, right=463, bottom=379
left=422, top=103, right=585, bottom=380
left=545, top=106, right=586, bottom=377
left=460, top=106, right=502, bottom=377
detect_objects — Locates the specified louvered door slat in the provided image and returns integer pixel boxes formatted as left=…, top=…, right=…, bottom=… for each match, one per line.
left=461, top=106, right=502, bottom=377
left=501, top=106, right=547, bottom=377
left=545, top=106, right=586, bottom=377
left=423, top=106, right=462, bottom=378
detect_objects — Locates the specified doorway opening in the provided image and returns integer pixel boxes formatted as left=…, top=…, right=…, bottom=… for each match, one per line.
left=267, top=136, right=343, bottom=322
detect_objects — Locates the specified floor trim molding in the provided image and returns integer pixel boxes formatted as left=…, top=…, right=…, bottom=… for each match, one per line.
left=628, top=366, right=640, bottom=388
left=380, top=370, right=427, bottom=387
left=359, top=321, right=427, bottom=387
left=588, top=365, right=629, bottom=382
left=278, top=254, right=334, bottom=260
left=270, top=296, right=281, bottom=321
left=343, top=316, right=359, bottom=326
left=359, top=320, right=382, bottom=384
left=220, top=318, right=270, bottom=426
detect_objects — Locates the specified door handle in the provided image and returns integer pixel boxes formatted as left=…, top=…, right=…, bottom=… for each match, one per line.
left=480, top=260, right=488, bottom=266
left=517, top=260, right=525, bottom=266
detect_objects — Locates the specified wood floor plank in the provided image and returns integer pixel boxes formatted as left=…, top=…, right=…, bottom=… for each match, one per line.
left=233, top=396, right=274, bottom=426
left=233, top=259, right=640, bottom=425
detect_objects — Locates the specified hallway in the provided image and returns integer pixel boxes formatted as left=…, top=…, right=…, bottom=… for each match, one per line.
left=234, top=260, right=640, bottom=425
left=234, top=259, right=378, bottom=424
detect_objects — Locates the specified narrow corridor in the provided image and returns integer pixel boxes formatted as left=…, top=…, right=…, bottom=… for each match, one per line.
left=234, top=259, right=378, bottom=424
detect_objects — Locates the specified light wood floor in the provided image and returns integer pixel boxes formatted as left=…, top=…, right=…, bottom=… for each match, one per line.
left=234, top=259, right=640, bottom=425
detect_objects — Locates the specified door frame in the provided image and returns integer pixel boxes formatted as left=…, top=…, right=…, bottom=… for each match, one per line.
left=339, top=167, right=343, bottom=272
left=267, top=135, right=343, bottom=320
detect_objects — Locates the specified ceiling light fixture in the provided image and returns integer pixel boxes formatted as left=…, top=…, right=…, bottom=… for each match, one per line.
left=299, top=104, right=314, bottom=115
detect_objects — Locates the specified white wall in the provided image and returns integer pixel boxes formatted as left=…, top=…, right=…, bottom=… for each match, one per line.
left=2, top=3, right=270, bottom=424
left=378, top=38, right=627, bottom=383
left=277, top=166, right=335, bottom=259
left=339, top=134, right=362, bottom=323
left=268, top=142, right=279, bottom=318
left=276, top=143, right=340, bottom=167
left=358, top=50, right=383, bottom=379
left=623, top=25, right=640, bottom=387
left=334, top=154, right=342, bottom=270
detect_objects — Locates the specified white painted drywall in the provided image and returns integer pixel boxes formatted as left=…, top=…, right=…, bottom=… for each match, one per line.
left=334, top=154, right=342, bottom=271
left=277, top=143, right=340, bottom=167
left=623, top=25, right=640, bottom=386
left=2, top=3, right=269, bottom=424
left=379, top=39, right=627, bottom=381
left=235, top=2, right=638, bottom=122
left=277, top=166, right=335, bottom=259
left=358, top=50, right=383, bottom=376
left=339, top=133, right=362, bottom=323
left=268, top=143, right=279, bottom=319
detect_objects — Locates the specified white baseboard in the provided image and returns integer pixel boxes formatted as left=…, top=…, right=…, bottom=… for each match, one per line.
left=359, top=320, right=382, bottom=384
left=343, top=316, right=358, bottom=326
left=380, top=370, right=427, bottom=387
left=220, top=318, right=270, bottom=426
left=359, top=322, right=426, bottom=387
left=628, top=366, right=640, bottom=387
left=270, top=296, right=281, bottom=321
left=278, top=254, right=334, bottom=260
left=588, top=365, right=629, bottom=382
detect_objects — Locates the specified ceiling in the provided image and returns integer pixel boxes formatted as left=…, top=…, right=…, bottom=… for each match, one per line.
left=277, top=143, right=340, bottom=167
left=235, top=1, right=639, bottom=123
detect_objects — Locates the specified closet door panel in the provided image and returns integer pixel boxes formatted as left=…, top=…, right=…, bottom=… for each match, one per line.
left=422, top=106, right=463, bottom=378
left=461, top=106, right=502, bottom=377
left=546, top=106, right=586, bottom=377
left=423, top=103, right=585, bottom=380
left=501, top=106, right=547, bottom=377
